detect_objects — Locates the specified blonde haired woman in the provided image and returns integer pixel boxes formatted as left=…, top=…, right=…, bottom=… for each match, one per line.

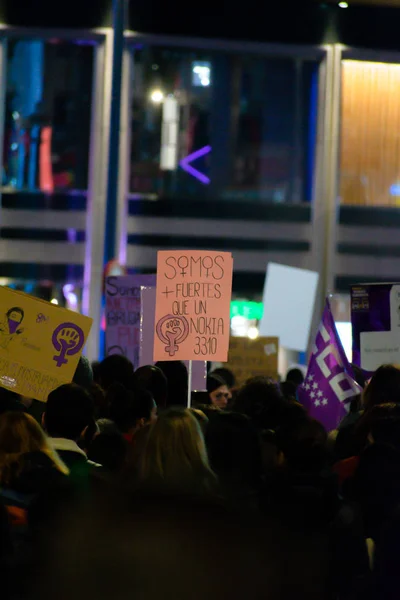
left=0, top=411, right=68, bottom=528
left=137, top=408, right=218, bottom=496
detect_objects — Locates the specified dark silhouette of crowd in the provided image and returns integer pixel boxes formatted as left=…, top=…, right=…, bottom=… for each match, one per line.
left=1, top=356, right=400, bottom=599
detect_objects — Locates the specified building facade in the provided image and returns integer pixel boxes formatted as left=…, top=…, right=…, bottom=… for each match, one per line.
left=0, top=0, right=399, bottom=359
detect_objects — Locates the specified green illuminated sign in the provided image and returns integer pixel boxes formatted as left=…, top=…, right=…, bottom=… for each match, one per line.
left=230, top=301, right=264, bottom=321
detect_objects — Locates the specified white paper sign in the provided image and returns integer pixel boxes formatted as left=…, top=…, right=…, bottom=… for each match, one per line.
left=259, top=263, right=319, bottom=352
left=360, top=330, right=400, bottom=371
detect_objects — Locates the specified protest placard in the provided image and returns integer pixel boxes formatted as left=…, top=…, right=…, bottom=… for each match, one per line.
left=140, top=285, right=207, bottom=390
left=0, top=286, right=92, bottom=402
left=224, top=336, right=279, bottom=388
left=153, top=251, right=233, bottom=362
left=351, top=282, right=400, bottom=372
left=105, top=275, right=155, bottom=369
left=259, top=263, right=318, bottom=351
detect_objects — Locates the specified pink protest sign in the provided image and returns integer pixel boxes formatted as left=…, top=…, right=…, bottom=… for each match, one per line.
left=153, top=251, right=233, bottom=362
left=105, top=275, right=155, bottom=369
left=140, top=286, right=206, bottom=391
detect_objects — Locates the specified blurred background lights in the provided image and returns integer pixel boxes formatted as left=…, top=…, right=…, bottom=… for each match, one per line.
left=192, top=62, right=211, bottom=87
left=247, top=326, right=259, bottom=340
left=150, top=89, right=164, bottom=104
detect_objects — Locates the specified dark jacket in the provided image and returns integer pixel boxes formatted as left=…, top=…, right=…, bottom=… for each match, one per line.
left=0, top=451, right=68, bottom=552
left=347, top=443, right=400, bottom=540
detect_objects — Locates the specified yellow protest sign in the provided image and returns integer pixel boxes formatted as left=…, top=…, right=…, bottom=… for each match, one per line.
left=224, top=336, right=279, bottom=388
left=0, top=287, right=92, bottom=402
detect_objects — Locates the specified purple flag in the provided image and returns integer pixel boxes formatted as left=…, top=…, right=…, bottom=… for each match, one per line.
left=297, top=300, right=362, bottom=432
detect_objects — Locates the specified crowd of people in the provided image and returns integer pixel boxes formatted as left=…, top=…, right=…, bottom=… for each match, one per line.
left=1, top=354, right=400, bottom=599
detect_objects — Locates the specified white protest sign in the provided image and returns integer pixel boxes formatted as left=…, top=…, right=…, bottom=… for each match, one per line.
left=259, top=263, right=319, bottom=352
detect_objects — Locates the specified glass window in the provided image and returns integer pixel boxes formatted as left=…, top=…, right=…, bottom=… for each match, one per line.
left=340, top=59, right=400, bottom=207
left=2, top=39, right=94, bottom=193
left=129, top=45, right=319, bottom=203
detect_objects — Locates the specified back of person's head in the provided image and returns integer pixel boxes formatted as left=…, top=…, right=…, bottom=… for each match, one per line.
left=0, top=411, right=59, bottom=485
left=0, top=411, right=46, bottom=457
left=89, top=383, right=108, bottom=419
left=206, top=411, right=262, bottom=489
left=87, top=433, right=127, bottom=473
left=155, top=361, right=188, bottom=407
left=234, top=377, right=285, bottom=430
left=0, top=386, right=25, bottom=416
left=286, top=368, right=304, bottom=388
left=98, top=355, right=135, bottom=392
left=108, top=384, right=156, bottom=434
left=137, top=407, right=216, bottom=494
left=363, top=365, right=400, bottom=411
left=211, top=368, right=236, bottom=390
left=133, top=365, right=168, bottom=410
left=45, top=384, right=94, bottom=441
left=73, top=356, right=93, bottom=391
left=276, top=418, right=328, bottom=473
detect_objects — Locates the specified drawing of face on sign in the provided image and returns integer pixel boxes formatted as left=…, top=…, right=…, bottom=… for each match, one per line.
left=0, top=307, right=25, bottom=349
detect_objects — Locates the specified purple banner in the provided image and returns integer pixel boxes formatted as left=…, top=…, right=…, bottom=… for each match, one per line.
left=298, top=300, right=361, bottom=431
left=140, top=286, right=207, bottom=391
left=105, top=275, right=156, bottom=370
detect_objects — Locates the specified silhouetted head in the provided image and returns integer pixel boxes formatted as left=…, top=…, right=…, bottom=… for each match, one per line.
left=133, top=365, right=168, bottom=410
left=234, top=377, right=285, bottom=430
left=363, top=365, right=400, bottom=411
left=108, top=384, right=157, bottom=435
left=155, top=361, right=188, bottom=407
left=276, top=418, right=328, bottom=473
left=87, top=432, right=127, bottom=473
left=45, top=384, right=94, bottom=441
left=98, top=355, right=135, bottom=391
left=285, top=368, right=304, bottom=388
left=0, top=386, right=25, bottom=416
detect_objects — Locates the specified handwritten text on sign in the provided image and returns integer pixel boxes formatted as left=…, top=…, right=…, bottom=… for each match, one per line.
left=153, top=251, right=233, bottom=362
left=105, top=275, right=155, bottom=369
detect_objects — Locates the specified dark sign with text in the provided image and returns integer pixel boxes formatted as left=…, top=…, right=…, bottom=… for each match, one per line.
left=105, top=275, right=155, bottom=369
